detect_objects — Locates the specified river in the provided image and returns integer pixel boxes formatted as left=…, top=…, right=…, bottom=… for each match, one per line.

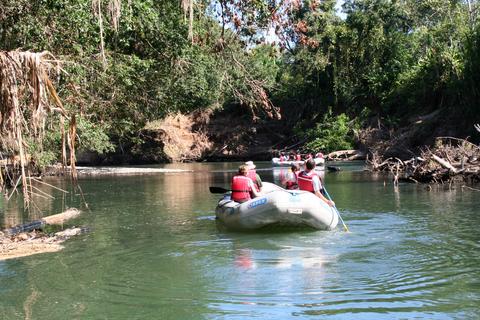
left=1, top=161, right=479, bottom=319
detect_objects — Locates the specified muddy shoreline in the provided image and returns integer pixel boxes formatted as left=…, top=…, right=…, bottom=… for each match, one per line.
left=0, top=209, right=84, bottom=261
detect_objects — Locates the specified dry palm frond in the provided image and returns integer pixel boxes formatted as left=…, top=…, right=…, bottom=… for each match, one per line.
left=0, top=50, right=76, bottom=206
left=92, top=0, right=122, bottom=65
left=92, top=0, right=107, bottom=67
left=181, top=0, right=190, bottom=20
left=181, top=0, right=194, bottom=43
left=108, top=0, right=122, bottom=33
left=68, top=115, right=77, bottom=181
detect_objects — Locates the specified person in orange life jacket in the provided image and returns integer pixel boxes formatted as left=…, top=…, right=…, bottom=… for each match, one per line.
left=231, top=164, right=261, bottom=203
left=298, top=159, right=335, bottom=207
left=282, top=163, right=300, bottom=190
left=244, top=161, right=262, bottom=192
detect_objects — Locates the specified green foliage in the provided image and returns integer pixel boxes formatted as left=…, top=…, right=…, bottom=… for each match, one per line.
left=2, top=0, right=480, bottom=165
left=339, top=0, right=414, bottom=114
left=26, top=126, right=62, bottom=168
left=248, top=45, right=280, bottom=87
left=24, top=116, right=114, bottom=167
left=76, top=117, right=115, bottom=154
left=273, top=0, right=341, bottom=117
left=303, top=110, right=355, bottom=153
left=166, top=45, right=222, bottom=113
left=463, top=24, right=480, bottom=120
left=31, top=148, right=58, bottom=169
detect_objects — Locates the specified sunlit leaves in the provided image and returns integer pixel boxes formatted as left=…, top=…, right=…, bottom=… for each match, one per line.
left=303, top=111, right=355, bottom=152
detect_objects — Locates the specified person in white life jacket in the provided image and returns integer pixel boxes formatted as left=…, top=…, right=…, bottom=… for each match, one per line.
left=231, top=164, right=261, bottom=203
left=282, top=163, right=300, bottom=190
left=244, top=161, right=262, bottom=192
left=298, top=159, right=335, bottom=207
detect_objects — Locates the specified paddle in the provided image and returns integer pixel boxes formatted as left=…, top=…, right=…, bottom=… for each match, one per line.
left=209, top=186, right=230, bottom=194
left=322, top=186, right=350, bottom=232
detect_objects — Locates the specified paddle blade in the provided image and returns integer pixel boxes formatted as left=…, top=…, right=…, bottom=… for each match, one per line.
left=209, top=186, right=230, bottom=194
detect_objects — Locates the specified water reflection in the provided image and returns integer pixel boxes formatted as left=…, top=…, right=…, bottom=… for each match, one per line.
left=234, top=248, right=255, bottom=269
left=0, top=178, right=80, bottom=228
left=235, top=243, right=331, bottom=271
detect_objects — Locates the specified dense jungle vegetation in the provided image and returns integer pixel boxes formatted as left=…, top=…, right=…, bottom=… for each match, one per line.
left=1, top=0, right=480, bottom=164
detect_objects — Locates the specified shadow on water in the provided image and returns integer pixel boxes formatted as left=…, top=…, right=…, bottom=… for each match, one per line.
left=214, top=219, right=328, bottom=235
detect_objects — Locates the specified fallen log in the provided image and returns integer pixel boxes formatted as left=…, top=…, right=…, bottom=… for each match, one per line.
left=3, top=208, right=81, bottom=236
left=347, top=151, right=366, bottom=160
left=327, top=149, right=364, bottom=160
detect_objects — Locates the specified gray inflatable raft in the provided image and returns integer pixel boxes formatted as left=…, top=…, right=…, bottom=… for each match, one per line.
left=215, top=182, right=338, bottom=230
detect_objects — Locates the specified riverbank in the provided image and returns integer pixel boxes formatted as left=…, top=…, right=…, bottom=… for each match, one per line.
left=0, top=208, right=84, bottom=261
left=368, top=137, right=480, bottom=184
left=0, top=228, right=84, bottom=261
left=75, top=108, right=286, bottom=165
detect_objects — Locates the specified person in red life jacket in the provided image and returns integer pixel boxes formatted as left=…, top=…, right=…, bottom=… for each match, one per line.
left=295, top=153, right=302, bottom=161
left=279, top=153, right=286, bottom=162
left=298, top=159, right=335, bottom=207
left=282, top=164, right=300, bottom=190
left=231, top=164, right=261, bottom=203
left=245, top=161, right=262, bottom=192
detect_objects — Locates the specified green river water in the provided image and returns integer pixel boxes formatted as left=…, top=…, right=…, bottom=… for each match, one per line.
left=1, top=161, right=479, bottom=319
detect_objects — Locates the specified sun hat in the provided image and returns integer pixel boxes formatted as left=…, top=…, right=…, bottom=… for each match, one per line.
left=244, top=161, right=256, bottom=169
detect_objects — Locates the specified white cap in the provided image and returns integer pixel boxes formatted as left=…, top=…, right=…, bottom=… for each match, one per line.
left=244, top=161, right=256, bottom=169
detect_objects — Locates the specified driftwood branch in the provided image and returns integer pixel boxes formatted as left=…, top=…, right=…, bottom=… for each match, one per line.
left=462, top=185, right=480, bottom=191
left=436, top=136, right=480, bottom=151
left=369, top=137, right=480, bottom=184
left=432, top=154, right=457, bottom=173
left=28, top=177, right=69, bottom=193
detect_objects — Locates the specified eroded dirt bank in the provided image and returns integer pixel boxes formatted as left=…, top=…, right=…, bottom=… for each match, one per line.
left=142, top=108, right=289, bottom=162
left=80, top=107, right=289, bottom=165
